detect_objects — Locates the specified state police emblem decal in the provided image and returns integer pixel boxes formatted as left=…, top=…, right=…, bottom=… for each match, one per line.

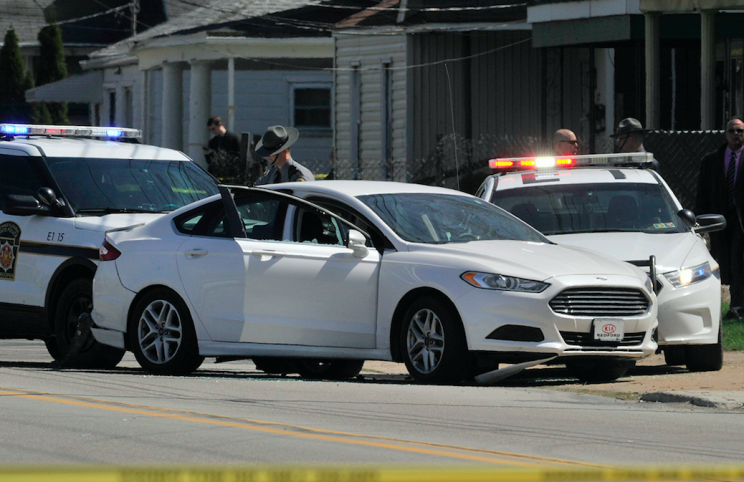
left=0, top=221, right=21, bottom=281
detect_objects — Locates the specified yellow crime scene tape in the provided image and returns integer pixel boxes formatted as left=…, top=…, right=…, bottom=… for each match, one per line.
left=2, top=465, right=744, bottom=482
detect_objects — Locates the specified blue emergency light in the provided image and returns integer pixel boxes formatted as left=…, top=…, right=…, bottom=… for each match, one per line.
left=0, top=124, right=141, bottom=139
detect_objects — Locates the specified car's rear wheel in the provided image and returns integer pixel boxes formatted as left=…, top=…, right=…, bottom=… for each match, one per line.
left=565, top=359, right=635, bottom=382
left=129, top=289, right=204, bottom=375
left=663, top=346, right=686, bottom=366
left=51, top=279, right=124, bottom=368
left=296, top=360, right=365, bottom=380
left=685, top=326, right=723, bottom=372
left=400, top=297, right=470, bottom=384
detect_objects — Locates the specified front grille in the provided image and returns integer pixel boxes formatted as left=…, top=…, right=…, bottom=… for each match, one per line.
left=549, top=288, right=649, bottom=317
left=560, top=331, right=646, bottom=347
left=487, top=325, right=544, bottom=342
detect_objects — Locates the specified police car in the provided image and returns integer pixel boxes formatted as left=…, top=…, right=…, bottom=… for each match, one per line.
left=476, top=153, right=726, bottom=372
left=0, top=124, right=219, bottom=367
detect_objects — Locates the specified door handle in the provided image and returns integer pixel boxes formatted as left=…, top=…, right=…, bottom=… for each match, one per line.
left=185, top=249, right=208, bottom=259
left=252, top=250, right=285, bottom=258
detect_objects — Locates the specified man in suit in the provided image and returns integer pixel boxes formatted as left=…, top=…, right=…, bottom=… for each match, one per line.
left=697, top=116, right=744, bottom=318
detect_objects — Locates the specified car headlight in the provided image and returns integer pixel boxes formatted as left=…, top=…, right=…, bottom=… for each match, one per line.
left=644, top=276, right=654, bottom=294
left=664, top=262, right=712, bottom=288
left=461, top=271, right=549, bottom=293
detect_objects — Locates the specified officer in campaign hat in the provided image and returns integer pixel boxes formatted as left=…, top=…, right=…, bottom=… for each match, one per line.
left=610, top=117, right=660, bottom=172
left=254, top=125, right=315, bottom=185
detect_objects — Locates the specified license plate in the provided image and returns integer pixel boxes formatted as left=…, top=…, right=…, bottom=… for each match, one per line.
left=593, top=319, right=624, bottom=341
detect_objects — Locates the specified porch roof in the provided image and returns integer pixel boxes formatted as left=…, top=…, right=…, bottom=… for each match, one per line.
left=25, top=71, right=103, bottom=103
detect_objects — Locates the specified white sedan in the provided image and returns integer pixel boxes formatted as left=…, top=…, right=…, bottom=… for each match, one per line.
left=91, top=182, right=658, bottom=383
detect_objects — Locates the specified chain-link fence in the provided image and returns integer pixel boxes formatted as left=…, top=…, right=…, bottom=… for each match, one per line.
left=232, top=131, right=727, bottom=207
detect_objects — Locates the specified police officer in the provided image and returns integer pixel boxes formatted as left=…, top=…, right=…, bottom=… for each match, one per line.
left=611, top=117, right=661, bottom=172
left=254, top=125, right=314, bottom=185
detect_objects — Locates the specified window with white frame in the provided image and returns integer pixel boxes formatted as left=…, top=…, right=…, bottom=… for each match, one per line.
left=291, top=83, right=332, bottom=130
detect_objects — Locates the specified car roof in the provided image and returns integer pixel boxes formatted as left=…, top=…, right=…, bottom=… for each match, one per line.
left=0, top=137, right=189, bottom=161
left=491, top=167, right=661, bottom=192
left=270, top=180, right=472, bottom=198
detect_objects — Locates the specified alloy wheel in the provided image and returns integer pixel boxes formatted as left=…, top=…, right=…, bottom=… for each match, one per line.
left=406, top=308, right=445, bottom=374
left=138, top=300, right=183, bottom=364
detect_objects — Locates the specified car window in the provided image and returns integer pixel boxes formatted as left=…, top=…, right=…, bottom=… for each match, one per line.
left=359, top=193, right=548, bottom=244
left=489, top=182, right=686, bottom=235
left=174, top=200, right=232, bottom=238
left=294, top=207, right=344, bottom=246
left=307, top=197, right=387, bottom=250
left=0, top=154, right=44, bottom=200
left=45, top=157, right=218, bottom=214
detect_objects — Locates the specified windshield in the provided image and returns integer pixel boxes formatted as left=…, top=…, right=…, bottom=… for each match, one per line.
left=46, top=158, right=219, bottom=214
left=489, top=182, right=686, bottom=235
left=358, top=193, right=549, bottom=244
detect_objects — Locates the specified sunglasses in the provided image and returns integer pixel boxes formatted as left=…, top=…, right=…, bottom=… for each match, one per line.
left=558, top=140, right=579, bottom=145
left=728, top=129, right=744, bottom=134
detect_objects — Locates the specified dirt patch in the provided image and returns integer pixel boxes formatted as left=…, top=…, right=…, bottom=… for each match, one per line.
left=363, top=351, right=744, bottom=394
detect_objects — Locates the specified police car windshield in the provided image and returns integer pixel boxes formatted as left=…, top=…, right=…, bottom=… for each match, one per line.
left=358, top=193, right=550, bottom=244
left=489, top=182, right=686, bottom=235
left=45, top=158, right=218, bottom=214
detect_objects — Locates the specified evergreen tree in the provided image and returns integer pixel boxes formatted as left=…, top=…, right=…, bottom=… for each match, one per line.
left=0, top=27, right=33, bottom=123
left=37, top=8, right=69, bottom=125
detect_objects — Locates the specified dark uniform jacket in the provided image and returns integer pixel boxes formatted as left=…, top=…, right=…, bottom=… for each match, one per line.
left=696, top=143, right=744, bottom=284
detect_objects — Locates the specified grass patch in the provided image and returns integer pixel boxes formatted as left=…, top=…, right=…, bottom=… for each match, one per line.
left=721, top=302, right=744, bottom=351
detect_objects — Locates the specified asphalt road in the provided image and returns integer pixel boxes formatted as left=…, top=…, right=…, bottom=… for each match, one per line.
left=1, top=341, right=743, bottom=466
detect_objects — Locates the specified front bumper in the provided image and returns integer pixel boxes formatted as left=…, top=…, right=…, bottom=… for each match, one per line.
left=656, top=274, right=720, bottom=346
left=456, top=274, right=658, bottom=359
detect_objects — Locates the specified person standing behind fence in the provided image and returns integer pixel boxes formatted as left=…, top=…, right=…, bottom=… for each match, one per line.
left=254, top=125, right=314, bottom=185
left=697, top=116, right=744, bottom=319
left=204, top=116, right=241, bottom=174
left=553, top=129, right=579, bottom=156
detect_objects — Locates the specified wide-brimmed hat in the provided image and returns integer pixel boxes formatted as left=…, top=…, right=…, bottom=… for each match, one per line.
left=255, top=125, right=299, bottom=157
left=610, top=118, right=650, bottom=138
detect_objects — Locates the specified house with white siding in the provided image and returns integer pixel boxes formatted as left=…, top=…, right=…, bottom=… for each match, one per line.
left=332, top=0, right=605, bottom=191
left=28, top=0, right=375, bottom=175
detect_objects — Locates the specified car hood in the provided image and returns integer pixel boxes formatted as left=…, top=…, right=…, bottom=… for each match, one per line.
left=547, top=232, right=696, bottom=273
left=74, top=213, right=164, bottom=232
left=406, top=240, right=645, bottom=281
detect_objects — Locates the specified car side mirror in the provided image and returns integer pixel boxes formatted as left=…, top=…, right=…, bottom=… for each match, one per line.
left=347, top=229, right=369, bottom=258
left=3, top=194, right=51, bottom=216
left=695, top=214, right=727, bottom=234
left=677, top=209, right=697, bottom=228
left=38, top=187, right=62, bottom=208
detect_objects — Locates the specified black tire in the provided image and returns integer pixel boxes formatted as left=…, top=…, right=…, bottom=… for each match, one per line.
left=663, top=346, right=686, bottom=366
left=296, top=359, right=365, bottom=380
left=252, top=357, right=299, bottom=375
left=128, top=288, right=204, bottom=375
left=51, top=278, right=125, bottom=368
left=685, top=325, right=723, bottom=372
left=565, top=359, right=635, bottom=382
left=399, top=296, right=470, bottom=384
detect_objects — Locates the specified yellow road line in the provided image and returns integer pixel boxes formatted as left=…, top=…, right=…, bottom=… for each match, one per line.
left=0, top=386, right=591, bottom=468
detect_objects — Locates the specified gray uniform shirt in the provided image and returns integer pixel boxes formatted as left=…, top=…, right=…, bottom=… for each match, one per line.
left=254, top=156, right=315, bottom=186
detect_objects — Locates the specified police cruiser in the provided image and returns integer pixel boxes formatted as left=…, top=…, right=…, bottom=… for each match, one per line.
left=476, top=153, right=726, bottom=372
left=0, top=124, right=218, bottom=367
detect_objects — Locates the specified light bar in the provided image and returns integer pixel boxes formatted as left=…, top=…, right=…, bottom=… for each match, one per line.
left=487, top=152, right=654, bottom=172
left=0, top=124, right=141, bottom=139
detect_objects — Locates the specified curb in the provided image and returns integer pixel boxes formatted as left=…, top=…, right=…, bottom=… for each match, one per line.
left=641, top=391, right=744, bottom=409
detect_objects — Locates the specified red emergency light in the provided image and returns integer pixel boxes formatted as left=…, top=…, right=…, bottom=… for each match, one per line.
left=488, top=156, right=575, bottom=171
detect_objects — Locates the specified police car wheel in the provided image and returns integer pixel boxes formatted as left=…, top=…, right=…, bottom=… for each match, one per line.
left=565, top=359, right=635, bottom=382
left=663, top=346, right=686, bottom=366
left=52, top=279, right=125, bottom=369
left=129, top=288, right=204, bottom=375
left=400, top=297, right=470, bottom=385
left=685, top=325, right=723, bottom=372
left=296, top=359, right=365, bottom=380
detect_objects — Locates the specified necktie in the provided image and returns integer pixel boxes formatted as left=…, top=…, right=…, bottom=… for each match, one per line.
left=728, top=150, right=738, bottom=210
left=273, top=168, right=282, bottom=184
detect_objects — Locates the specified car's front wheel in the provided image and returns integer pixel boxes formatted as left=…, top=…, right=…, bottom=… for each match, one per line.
left=685, top=326, right=723, bottom=372
left=51, top=278, right=124, bottom=368
left=400, top=297, right=470, bottom=384
left=565, top=359, right=635, bottom=382
left=296, top=360, right=365, bottom=380
left=663, top=346, right=686, bottom=366
left=129, top=289, right=204, bottom=375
